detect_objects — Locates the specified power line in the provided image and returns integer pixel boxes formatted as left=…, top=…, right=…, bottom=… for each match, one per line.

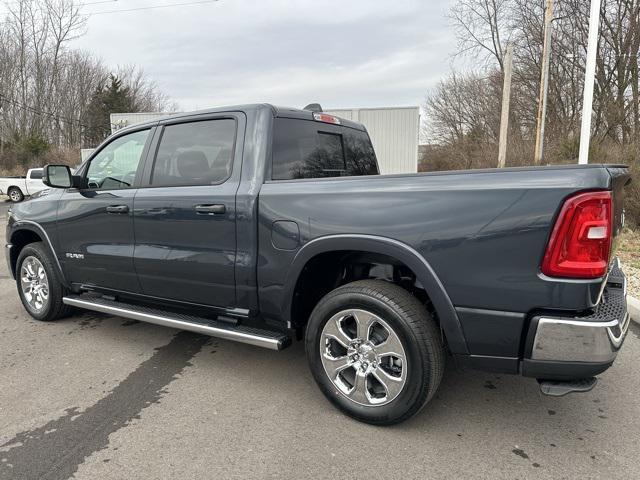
left=0, top=93, right=114, bottom=133
left=88, top=0, right=219, bottom=15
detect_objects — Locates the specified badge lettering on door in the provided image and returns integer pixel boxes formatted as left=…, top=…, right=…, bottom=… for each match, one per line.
left=65, top=253, right=85, bottom=260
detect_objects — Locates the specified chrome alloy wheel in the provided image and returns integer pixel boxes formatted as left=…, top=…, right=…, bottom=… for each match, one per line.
left=320, top=309, right=407, bottom=406
left=20, top=256, right=50, bottom=313
left=9, top=189, right=22, bottom=202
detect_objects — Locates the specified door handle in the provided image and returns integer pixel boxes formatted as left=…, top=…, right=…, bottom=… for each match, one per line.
left=195, top=204, right=226, bottom=215
left=106, top=205, right=129, bottom=214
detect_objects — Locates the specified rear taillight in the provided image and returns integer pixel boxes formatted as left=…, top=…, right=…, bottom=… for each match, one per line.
left=541, top=191, right=613, bottom=279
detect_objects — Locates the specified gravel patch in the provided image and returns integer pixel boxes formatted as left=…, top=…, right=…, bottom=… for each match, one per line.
left=624, top=264, right=640, bottom=299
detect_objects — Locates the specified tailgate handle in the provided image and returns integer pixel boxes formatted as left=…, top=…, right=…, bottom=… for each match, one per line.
left=195, top=204, right=226, bottom=215
left=106, top=205, right=129, bottom=214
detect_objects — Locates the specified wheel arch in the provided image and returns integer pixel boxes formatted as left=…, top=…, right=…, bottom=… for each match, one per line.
left=7, top=185, right=24, bottom=197
left=9, top=223, right=68, bottom=287
left=282, top=234, right=469, bottom=355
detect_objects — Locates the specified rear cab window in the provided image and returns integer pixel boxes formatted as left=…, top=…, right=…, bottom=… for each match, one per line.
left=272, top=117, right=379, bottom=180
left=150, top=119, right=236, bottom=187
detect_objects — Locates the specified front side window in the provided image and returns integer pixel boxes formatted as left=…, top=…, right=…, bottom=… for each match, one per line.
left=86, top=129, right=151, bottom=190
left=150, top=119, right=236, bottom=187
left=272, top=118, right=379, bottom=180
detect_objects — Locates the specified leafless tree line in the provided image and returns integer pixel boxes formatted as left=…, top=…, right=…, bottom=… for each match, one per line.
left=0, top=0, right=174, bottom=162
left=424, top=0, right=640, bottom=168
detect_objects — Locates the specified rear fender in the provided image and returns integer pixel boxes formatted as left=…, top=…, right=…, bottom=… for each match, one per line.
left=281, top=234, right=469, bottom=355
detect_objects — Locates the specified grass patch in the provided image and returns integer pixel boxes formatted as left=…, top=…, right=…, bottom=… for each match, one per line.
left=618, top=228, right=640, bottom=269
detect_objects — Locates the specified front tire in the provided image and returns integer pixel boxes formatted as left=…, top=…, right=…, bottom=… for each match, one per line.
left=16, top=242, right=73, bottom=321
left=305, top=280, right=445, bottom=425
left=8, top=187, right=24, bottom=203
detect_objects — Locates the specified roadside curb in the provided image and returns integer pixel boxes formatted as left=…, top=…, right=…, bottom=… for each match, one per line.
left=629, top=296, right=640, bottom=326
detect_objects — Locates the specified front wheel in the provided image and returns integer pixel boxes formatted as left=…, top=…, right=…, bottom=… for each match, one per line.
left=16, top=242, right=74, bottom=321
left=305, top=280, right=445, bottom=425
left=8, top=187, right=24, bottom=203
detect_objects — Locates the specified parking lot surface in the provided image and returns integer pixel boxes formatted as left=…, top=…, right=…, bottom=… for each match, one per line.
left=1, top=206, right=639, bottom=480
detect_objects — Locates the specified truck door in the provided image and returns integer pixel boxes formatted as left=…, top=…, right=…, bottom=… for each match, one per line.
left=57, top=127, right=154, bottom=292
left=133, top=114, right=242, bottom=308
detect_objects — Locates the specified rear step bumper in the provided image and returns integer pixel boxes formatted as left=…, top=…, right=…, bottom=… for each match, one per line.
left=538, top=377, right=598, bottom=397
left=63, top=295, right=291, bottom=351
left=523, top=259, right=629, bottom=380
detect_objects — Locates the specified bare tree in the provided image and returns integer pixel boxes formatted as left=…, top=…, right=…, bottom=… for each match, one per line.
left=436, top=0, right=640, bottom=151
left=427, top=0, right=640, bottom=222
left=449, top=0, right=513, bottom=71
left=116, top=65, right=178, bottom=113
left=0, top=0, right=176, bottom=169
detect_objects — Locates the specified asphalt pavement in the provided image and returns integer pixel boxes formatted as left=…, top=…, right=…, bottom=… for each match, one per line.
left=0, top=209, right=639, bottom=479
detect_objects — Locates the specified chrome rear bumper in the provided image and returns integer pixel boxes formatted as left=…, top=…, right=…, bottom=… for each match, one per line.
left=531, top=313, right=629, bottom=364
left=523, top=259, right=629, bottom=379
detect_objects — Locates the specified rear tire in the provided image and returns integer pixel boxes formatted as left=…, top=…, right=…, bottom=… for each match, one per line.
left=8, top=187, right=24, bottom=203
left=16, top=242, right=73, bottom=322
left=305, top=280, right=445, bottom=425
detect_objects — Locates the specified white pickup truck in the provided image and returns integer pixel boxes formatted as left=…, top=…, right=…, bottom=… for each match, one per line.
left=0, top=168, right=47, bottom=202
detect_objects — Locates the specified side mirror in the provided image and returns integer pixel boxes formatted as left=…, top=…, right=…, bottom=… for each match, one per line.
left=43, top=165, right=72, bottom=189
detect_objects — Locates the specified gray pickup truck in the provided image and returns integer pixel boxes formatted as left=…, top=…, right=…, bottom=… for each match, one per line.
left=5, top=104, right=631, bottom=425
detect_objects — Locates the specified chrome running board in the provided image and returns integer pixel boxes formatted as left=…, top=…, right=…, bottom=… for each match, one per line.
left=63, top=295, right=290, bottom=350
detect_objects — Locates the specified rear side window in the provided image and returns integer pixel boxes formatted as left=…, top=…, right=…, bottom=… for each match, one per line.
left=272, top=118, right=379, bottom=180
left=150, top=119, right=236, bottom=187
left=29, top=170, right=43, bottom=179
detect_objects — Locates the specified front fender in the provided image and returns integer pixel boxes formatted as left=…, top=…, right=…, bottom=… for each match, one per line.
left=281, top=234, right=469, bottom=355
left=8, top=220, right=69, bottom=287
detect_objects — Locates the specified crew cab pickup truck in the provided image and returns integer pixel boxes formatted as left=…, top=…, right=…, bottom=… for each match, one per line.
left=0, top=168, right=46, bottom=203
left=5, top=104, right=631, bottom=425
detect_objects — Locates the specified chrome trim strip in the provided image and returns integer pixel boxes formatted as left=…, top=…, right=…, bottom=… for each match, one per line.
left=5, top=243, right=14, bottom=278
left=609, top=312, right=630, bottom=347
left=63, top=296, right=283, bottom=350
left=537, top=318, right=618, bottom=328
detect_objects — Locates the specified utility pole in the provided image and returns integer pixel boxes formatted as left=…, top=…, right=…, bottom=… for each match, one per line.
left=498, top=43, right=514, bottom=168
left=0, top=103, right=3, bottom=158
left=534, top=0, right=554, bottom=165
left=578, top=0, right=603, bottom=165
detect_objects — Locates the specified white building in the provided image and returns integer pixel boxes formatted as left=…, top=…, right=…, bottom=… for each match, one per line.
left=323, top=107, right=419, bottom=174
left=107, top=106, right=420, bottom=174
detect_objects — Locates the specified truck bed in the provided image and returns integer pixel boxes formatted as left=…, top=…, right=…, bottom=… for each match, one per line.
left=258, top=163, right=629, bottom=359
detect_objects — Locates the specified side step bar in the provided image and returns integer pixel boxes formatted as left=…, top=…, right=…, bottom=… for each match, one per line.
left=63, top=295, right=291, bottom=351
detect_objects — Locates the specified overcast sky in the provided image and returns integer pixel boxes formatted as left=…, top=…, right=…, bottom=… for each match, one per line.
left=73, top=0, right=456, bottom=112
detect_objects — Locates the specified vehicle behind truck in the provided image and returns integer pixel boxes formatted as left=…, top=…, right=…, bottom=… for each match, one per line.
left=0, top=168, right=46, bottom=202
left=5, top=104, right=632, bottom=425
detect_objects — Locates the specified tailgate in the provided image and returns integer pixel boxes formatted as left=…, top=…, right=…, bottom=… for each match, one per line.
left=608, top=166, right=632, bottom=251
